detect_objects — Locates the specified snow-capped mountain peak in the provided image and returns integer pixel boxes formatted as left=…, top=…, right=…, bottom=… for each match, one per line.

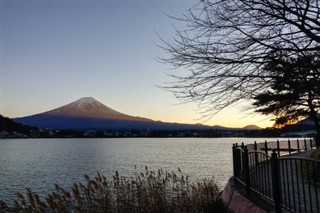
left=44, top=97, right=149, bottom=121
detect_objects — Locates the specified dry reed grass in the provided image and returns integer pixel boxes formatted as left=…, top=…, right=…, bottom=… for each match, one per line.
left=0, top=167, right=224, bottom=212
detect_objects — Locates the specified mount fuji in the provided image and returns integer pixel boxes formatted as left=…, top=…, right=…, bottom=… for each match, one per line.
left=13, top=97, right=210, bottom=131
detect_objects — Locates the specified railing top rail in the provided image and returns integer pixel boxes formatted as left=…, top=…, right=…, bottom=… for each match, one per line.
left=247, top=150, right=271, bottom=158
left=255, top=139, right=312, bottom=143
left=233, top=146, right=245, bottom=151
left=278, top=156, right=320, bottom=162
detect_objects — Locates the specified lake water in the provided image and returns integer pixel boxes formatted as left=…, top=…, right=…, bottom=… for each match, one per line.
left=0, top=137, right=281, bottom=203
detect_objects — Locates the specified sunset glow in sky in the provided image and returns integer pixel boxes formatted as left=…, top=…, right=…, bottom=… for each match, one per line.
left=1, top=0, right=274, bottom=128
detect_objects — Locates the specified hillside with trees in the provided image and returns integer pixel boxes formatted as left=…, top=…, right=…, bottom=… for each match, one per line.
left=0, top=115, right=38, bottom=136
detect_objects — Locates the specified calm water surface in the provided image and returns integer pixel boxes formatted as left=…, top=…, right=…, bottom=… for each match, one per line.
left=0, top=138, right=278, bottom=202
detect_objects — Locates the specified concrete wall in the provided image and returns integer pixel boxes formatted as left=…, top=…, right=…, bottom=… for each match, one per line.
left=220, top=178, right=269, bottom=213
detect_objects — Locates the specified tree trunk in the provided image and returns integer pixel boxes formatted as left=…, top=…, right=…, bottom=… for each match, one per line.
left=308, top=92, right=320, bottom=148
left=308, top=107, right=320, bottom=148
left=312, top=118, right=320, bottom=149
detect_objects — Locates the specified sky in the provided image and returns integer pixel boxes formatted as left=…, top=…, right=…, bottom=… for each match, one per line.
left=0, top=0, right=274, bottom=128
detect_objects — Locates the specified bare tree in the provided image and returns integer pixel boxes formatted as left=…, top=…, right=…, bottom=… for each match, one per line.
left=160, top=0, right=320, bottom=119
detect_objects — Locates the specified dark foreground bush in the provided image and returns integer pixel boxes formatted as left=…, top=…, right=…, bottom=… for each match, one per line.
left=0, top=167, right=225, bottom=212
left=299, top=150, right=320, bottom=186
left=311, top=149, right=320, bottom=160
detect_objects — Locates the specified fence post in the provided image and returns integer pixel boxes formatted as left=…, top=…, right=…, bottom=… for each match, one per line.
left=277, top=140, right=280, bottom=156
left=254, top=141, right=259, bottom=166
left=254, top=141, right=257, bottom=151
left=304, top=138, right=307, bottom=151
left=271, top=150, right=282, bottom=213
left=233, top=144, right=240, bottom=183
left=243, top=146, right=251, bottom=193
left=288, top=139, right=291, bottom=155
left=265, top=140, right=268, bottom=155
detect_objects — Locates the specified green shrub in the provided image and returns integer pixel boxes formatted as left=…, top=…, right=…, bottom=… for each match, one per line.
left=0, top=167, right=223, bottom=212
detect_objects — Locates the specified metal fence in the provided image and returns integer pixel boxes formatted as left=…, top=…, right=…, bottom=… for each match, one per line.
left=232, top=139, right=320, bottom=213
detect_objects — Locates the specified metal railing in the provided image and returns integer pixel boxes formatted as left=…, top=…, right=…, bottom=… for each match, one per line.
left=232, top=139, right=320, bottom=213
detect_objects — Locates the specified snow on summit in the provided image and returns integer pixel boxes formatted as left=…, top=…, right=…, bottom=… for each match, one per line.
left=44, top=97, right=150, bottom=121
left=65, top=97, right=121, bottom=115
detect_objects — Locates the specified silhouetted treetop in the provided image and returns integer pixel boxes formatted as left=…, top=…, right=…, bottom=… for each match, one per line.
left=253, top=54, right=320, bottom=125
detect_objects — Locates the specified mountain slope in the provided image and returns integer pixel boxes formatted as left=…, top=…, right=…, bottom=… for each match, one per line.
left=13, top=97, right=208, bottom=131
left=242, top=125, right=262, bottom=130
left=13, top=97, right=262, bottom=131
